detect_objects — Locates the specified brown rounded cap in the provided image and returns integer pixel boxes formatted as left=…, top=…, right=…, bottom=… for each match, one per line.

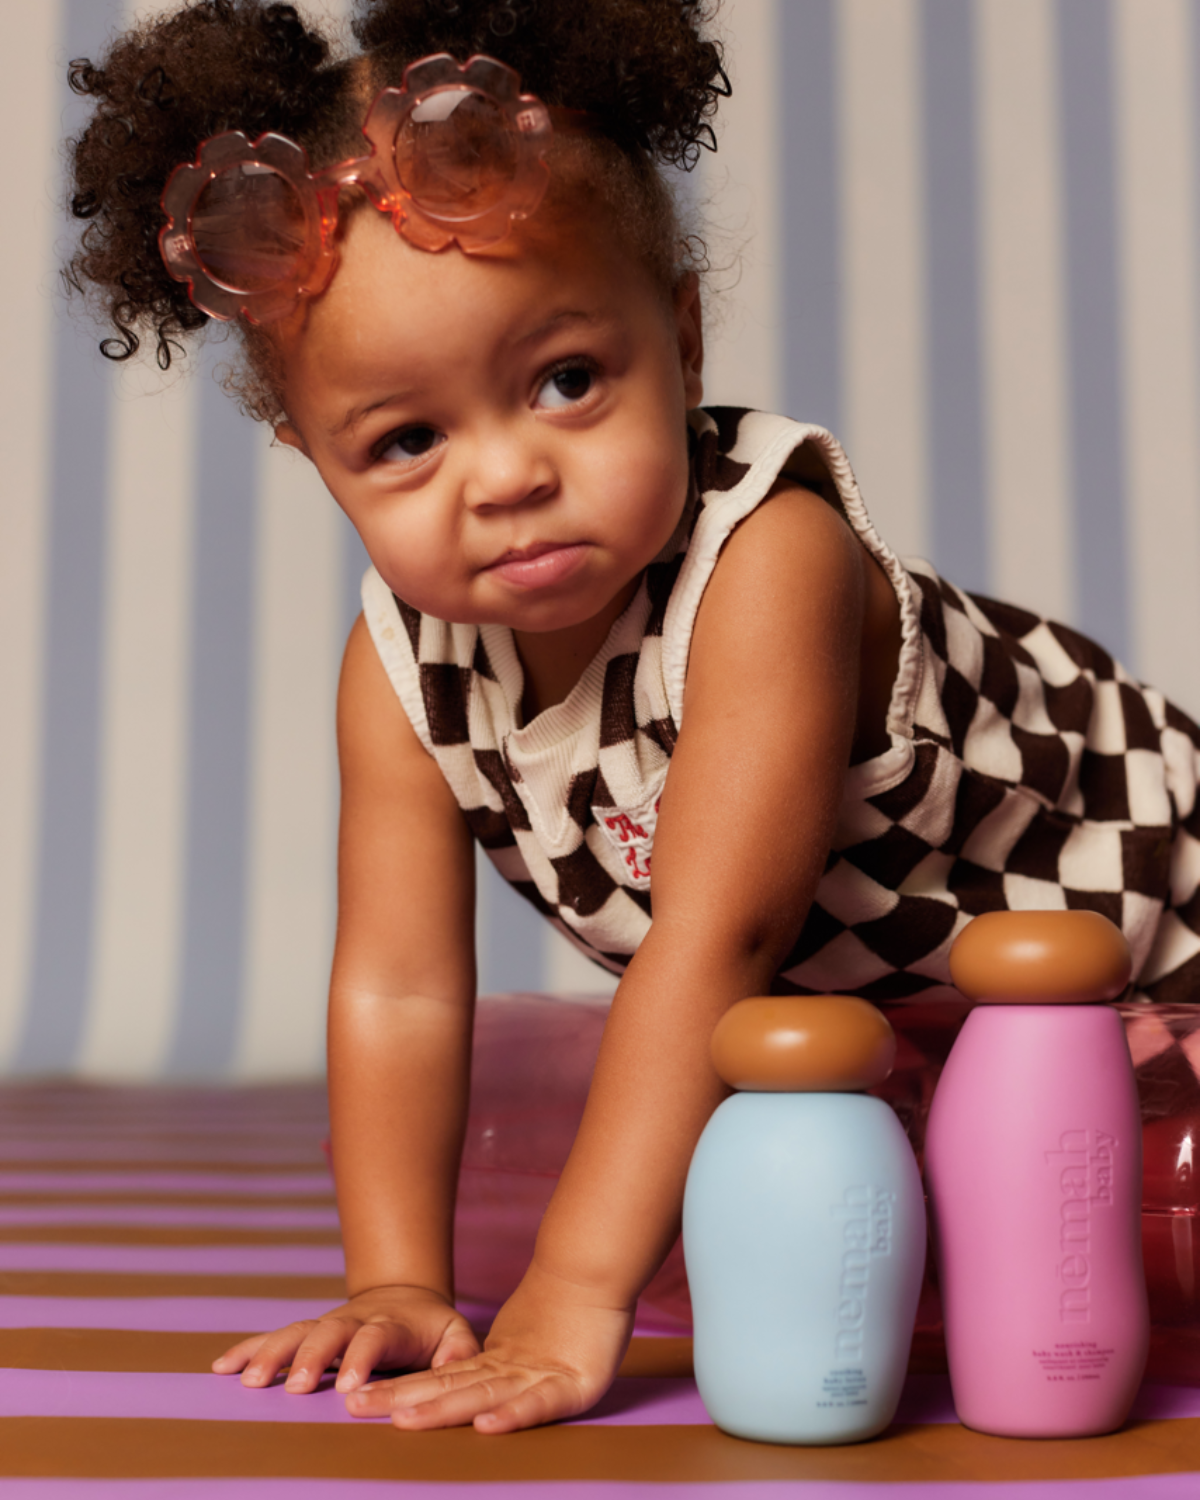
left=710, top=996, right=896, bottom=1092
left=949, top=910, right=1132, bottom=1004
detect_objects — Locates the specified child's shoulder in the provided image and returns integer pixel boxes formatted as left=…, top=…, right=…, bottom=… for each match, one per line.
left=714, top=453, right=864, bottom=577
left=693, top=477, right=868, bottom=670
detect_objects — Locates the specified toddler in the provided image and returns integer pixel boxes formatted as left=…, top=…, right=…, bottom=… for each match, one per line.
left=66, top=0, right=1200, bottom=1434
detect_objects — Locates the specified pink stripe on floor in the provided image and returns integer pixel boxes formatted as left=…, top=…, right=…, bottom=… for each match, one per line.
left=0, top=1174, right=333, bottom=1195
left=0, top=1144, right=323, bottom=1164
left=0, top=1368, right=1194, bottom=1429
left=3, top=1124, right=323, bottom=1139
left=0, top=1297, right=712, bottom=1339
left=0, top=1369, right=379, bottom=1424
left=0, top=1206, right=339, bottom=1228
left=0, top=1370, right=707, bottom=1426
left=0, top=1245, right=344, bottom=1275
left=0, top=1297, right=491, bottom=1331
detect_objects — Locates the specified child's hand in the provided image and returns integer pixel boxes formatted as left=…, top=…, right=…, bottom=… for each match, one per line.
left=344, top=1262, right=633, bottom=1433
left=211, top=1285, right=480, bottom=1394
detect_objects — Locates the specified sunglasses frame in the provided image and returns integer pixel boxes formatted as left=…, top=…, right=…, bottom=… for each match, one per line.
left=159, top=53, right=553, bottom=323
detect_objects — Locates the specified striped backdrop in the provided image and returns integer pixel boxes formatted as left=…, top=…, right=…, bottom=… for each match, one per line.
left=3, top=0, right=1200, bottom=1080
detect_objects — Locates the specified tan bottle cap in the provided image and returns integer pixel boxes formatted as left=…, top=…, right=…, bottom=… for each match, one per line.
left=710, top=996, right=897, bottom=1092
left=949, top=910, right=1132, bottom=1004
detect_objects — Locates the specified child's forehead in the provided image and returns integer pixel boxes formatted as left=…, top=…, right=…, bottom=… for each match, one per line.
left=296, top=207, right=652, bottom=351
left=273, top=206, right=668, bottom=411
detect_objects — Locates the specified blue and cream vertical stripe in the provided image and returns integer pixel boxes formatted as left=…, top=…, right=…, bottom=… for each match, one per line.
left=3, top=0, right=1200, bottom=1078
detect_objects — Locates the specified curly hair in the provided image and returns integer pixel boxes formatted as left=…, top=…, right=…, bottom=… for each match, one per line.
left=65, top=0, right=727, bottom=421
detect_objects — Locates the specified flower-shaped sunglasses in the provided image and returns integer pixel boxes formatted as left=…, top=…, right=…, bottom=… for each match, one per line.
left=158, top=53, right=553, bottom=323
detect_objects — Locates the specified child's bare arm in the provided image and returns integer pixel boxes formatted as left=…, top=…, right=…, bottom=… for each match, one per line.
left=214, top=614, right=481, bottom=1391
left=349, top=484, right=868, bottom=1430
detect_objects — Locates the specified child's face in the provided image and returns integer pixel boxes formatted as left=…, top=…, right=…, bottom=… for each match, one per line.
left=275, top=207, right=704, bottom=635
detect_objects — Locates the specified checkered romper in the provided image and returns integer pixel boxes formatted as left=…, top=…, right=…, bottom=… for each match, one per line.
left=363, top=407, right=1200, bottom=1005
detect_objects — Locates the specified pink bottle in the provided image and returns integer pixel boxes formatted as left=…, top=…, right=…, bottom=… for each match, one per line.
left=925, top=911, right=1148, bottom=1437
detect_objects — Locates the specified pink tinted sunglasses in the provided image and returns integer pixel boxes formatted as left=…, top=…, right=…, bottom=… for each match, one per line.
left=158, top=53, right=553, bottom=323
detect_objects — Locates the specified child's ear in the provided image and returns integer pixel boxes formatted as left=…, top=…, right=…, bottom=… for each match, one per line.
left=274, top=420, right=311, bottom=458
left=673, top=270, right=704, bottom=408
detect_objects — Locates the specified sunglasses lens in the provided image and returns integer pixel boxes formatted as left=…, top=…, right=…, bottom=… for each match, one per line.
left=396, top=88, right=519, bottom=219
left=192, top=163, right=308, bottom=292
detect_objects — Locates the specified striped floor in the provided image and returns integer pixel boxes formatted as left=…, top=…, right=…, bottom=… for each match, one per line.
left=0, top=1080, right=1197, bottom=1496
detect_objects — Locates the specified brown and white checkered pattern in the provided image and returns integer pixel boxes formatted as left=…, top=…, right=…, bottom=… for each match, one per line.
left=363, top=408, right=1200, bottom=1004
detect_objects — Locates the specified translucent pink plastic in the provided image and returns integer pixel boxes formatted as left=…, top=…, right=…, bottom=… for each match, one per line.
left=346, top=993, right=1199, bottom=1364
left=159, top=53, right=552, bottom=323
left=1123, top=1003, right=1200, bottom=1384
left=455, top=994, right=690, bottom=1332
left=924, top=1005, right=1148, bottom=1436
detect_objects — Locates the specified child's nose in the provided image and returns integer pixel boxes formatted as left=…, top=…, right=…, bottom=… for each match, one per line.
left=463, top=426, right=556, bottom=510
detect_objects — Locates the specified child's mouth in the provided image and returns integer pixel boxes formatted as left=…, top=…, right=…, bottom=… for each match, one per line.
left=488, top=542, right=589, bottom=589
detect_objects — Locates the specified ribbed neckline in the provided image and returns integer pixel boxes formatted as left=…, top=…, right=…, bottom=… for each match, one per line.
left=503, top=577, right=652, bottom=758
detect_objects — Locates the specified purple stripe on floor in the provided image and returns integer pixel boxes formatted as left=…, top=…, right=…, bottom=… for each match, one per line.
left=0, top=1370, right=708, bottom=1426
left=0, top=1297, right=682, bottom=1340
left=0, top=1297, right=493, bottom=1331
left=0, top=1367, right=1193, bottom=1429
left=0, top=1296, right=336, bottom=1329
left=1, top=1128, right=324, bottom=1134
left=0, top=1479, right=1199, bottom=1499
left=0, top=1369, right=378, bottom=1424
left=0, top=1174, right=333, bottom=1195
left=0, top=1144, right=324, bottom=1164
left=0, top=1244, right=344, bottom=1274
left=0, top=1206, right=340, bottom=1228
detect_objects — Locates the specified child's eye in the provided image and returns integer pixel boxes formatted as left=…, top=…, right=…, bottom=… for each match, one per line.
left=377, top=425, right=442, bottom=463
left=535, top=360, right=597, bottom=410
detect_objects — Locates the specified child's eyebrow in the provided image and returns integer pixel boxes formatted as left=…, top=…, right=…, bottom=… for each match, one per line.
left=328, top=392, right=419, bottom=441
left=514, top=308, right=606, bottom=347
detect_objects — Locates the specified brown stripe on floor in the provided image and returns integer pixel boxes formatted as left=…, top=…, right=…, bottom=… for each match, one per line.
left=0, top=1329, right=245, bottom=1373
left=0, top=1330, right=694, bottom=1379
left=0, top=1272, right=346, bottom=1298
left=1, top=1417, right=1197, bottom=1482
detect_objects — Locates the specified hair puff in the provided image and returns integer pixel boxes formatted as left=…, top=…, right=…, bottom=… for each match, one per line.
left=67, top=1, right=347, bottom=372
left=64, top=0, right=726, bottom=415
left=352, top=0, right=728, bottom=167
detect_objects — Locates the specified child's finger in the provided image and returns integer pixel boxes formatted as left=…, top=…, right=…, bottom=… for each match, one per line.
left=211, top=1332, right=270, bottom=1374
left=431, top=1320, right=482, bottom=1369
left=333, top=1312, right=480, bottom=1393
left=472, top=1375, right=584, bottom=1435
left=347, top=1359, right=581, bottom=1432
left=333, top=1323, right=388, bottom=1392
left=235, top=1322, right=321, bottom=1386
left=282, top=1317, right=364, bottom=1392
left=344, top=1363, right=472, bottom=1418
left=333, top=1321, right=418, bottom=1392
left=387, top=1370, right=535, bottom=1431
left=343, top=1378, right=401, bottom=1416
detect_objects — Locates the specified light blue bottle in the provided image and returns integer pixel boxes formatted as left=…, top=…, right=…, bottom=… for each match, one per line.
left=683, top=996, right=926, bottom=1445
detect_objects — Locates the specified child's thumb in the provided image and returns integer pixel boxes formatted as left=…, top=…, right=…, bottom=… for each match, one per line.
left=431, top=1320, right=483, bottom=1368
